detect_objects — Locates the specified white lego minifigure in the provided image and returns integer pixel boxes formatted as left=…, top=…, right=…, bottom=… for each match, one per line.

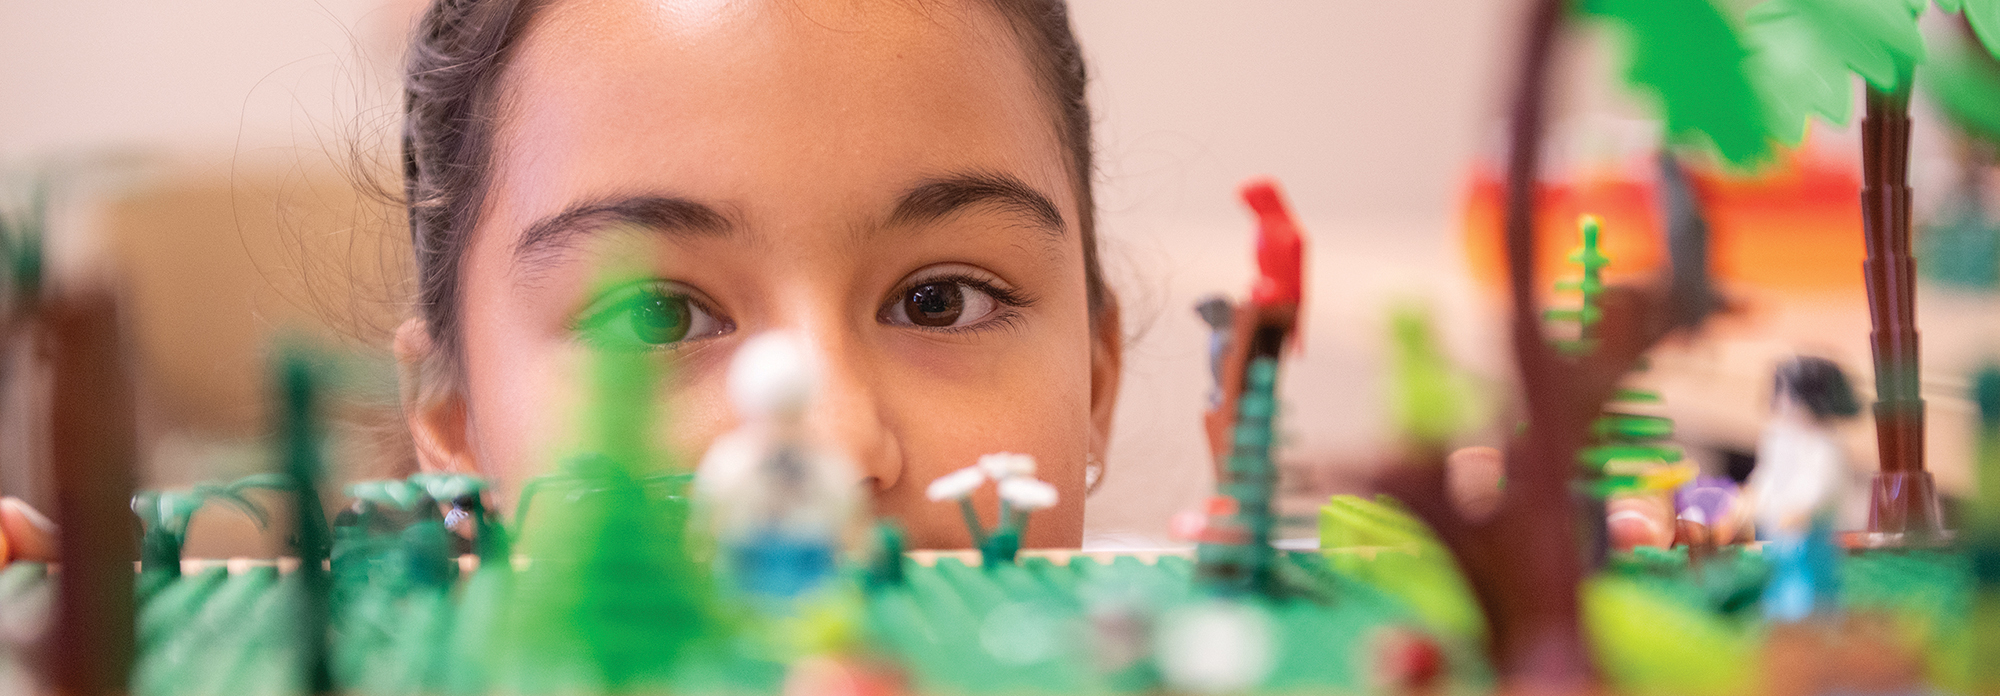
left=1745, top=356, right=1859, bottom=620
left=695, top=332, right=860, bottom=599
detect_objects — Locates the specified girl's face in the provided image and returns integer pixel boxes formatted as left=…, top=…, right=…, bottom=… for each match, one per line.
left=402, top=0, right=1117, bottom=548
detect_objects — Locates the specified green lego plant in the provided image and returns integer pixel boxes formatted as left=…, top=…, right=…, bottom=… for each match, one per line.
left=1196, top=356, right=1284, bottom=596
left=1736, top=0, right=2000, bottom=533
left=1545, top=216, right=1683, bottom=497
left=493, top=281, right=740, bottom=693
left=131, top=475, right=290, bottom=577
left=1969, top=365, right=2000, bottom=692
left=1388, top=304, right=1476, bottom=449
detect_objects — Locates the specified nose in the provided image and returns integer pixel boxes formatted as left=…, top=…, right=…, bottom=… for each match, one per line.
left=798, top=333, right=901, bottom=493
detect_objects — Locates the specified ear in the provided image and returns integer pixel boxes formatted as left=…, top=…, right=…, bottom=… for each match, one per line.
left=395, top=318, right=476, bottom=475
left=1088, top=298, right=1123, bottom=473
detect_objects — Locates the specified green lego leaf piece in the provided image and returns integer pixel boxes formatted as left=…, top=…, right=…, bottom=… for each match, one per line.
left=1968, top=0, right=2000, bottom=61
left=1579, top=0, right=1775, bottom=166
left=409, top=472, right=487, bottom=503
left=1593, top=413, right=1677, bottom=440
left=347, top=479, right=427, bottom=511
left=1921, top=34, right=2000, bottom=143
left=1613, top=388, right=1662, bottom=403
left=1743, top=0, right=1925, bottom=142
left=1388, top=304, right=1471, bottom=446
left=1585, top=575, right=1759, bottom=696
left=1318, top=495, right=1486, bottom=642
left=1580, top=444, right=1685, bottom=467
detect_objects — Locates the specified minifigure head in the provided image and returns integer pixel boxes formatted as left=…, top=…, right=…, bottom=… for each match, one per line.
left=1772, top=356, right=1860, bottom=423
left=727, top=332, right=816, bottom=425
left=393, top=0, right=1119, bottom=549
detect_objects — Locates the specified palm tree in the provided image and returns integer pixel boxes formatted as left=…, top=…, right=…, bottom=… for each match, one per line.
left=1739, top=0, right=2000, bottom=535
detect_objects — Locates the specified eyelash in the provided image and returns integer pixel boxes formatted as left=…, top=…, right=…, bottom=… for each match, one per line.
left=886, top=271, right=1035, bottom=335
left=569, top=280, right=733, bottom=351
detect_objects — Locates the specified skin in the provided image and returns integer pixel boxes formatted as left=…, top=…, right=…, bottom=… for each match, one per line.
left=396, top=0, right=1119, bottom=550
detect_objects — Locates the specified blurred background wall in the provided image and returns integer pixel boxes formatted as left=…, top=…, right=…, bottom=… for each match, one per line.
left=3, top=0, right=1995, bottom=549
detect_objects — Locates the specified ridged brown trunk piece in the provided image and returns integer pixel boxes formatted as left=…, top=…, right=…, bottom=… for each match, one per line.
left=46, top=289, right=138, bottom=696
left=1859, top=82, right=1944, bottom=536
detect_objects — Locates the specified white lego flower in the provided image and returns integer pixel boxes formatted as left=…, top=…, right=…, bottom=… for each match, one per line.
left=976, top=452, right=1037, bottom=481
left=997, top=477, right=1058, bottom=511
left=926, top=466, right=988, bottom=502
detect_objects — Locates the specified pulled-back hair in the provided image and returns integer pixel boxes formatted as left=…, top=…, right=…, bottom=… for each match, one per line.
left=400, top=0, right=1110, bottom=375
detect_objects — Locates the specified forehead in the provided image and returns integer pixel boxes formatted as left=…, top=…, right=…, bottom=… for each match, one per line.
left=484, top=0, right=1069, bottom=229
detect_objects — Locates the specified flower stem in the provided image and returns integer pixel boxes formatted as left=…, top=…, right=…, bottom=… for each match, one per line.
left=958, top=498, right=987, bottom=546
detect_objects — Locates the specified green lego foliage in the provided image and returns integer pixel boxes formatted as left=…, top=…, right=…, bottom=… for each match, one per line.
left=1198, top=357, right=1284, bottom=596
left=1318, top=495, right=1485, bottom=644
left=133, top=475, right=289, bottom=576
left=1388, top=304, right=1472, bottom=447
left=1742, top=0, right=1925, bottom=143
left=1583, top=575, right=1758, bottom=696
left=0, top=182, right=44, bottom=309
left=1923, top=35, right=2000, bottom=143
left=1546, top=216, right=1684, bottom=495
left=1545, top=216, right=1609, bottom=356
left=1954, top=0, right=2000, bottom=62
left=1579, top=0, right=1775, bottom=167
left=492, top=319, right=742, bottom=693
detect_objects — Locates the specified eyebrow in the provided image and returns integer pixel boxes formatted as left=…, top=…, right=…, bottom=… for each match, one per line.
left=887, top=172, right=1067, bottom=238
left=512, top=195, right=733, bottom=270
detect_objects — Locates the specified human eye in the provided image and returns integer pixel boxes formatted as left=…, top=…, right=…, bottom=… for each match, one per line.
left=573, top=280, right=732, bottom=350
left=878, top=265, right=1035, bottom=332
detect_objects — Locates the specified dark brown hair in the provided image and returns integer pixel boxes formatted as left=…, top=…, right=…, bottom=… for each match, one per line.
left=401, top=0, right=1112, bottom=372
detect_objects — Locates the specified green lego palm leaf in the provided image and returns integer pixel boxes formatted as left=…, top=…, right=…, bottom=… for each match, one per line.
left=1923, top=29, right=2000, bottom=143
left=1968, top=0, right=2000, bottom=61
left=1743, top=0, right=1926, bottom=142
left=1581, top=0, right=1775, bottom=166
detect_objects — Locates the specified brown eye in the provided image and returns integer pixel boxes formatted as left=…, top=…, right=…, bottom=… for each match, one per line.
left=904, top=282, right=965, bottom=327
left=881, top=276, right=1004, bottom=330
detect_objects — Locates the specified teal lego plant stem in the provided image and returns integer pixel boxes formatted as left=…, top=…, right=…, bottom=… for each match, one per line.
left=1971, top=365, right=2000, bottom=690
left=276, top=348, right=334, bottom=695
left=959, top=498, right=988, bottom=547
left=865, top=522, right=907, bottom=588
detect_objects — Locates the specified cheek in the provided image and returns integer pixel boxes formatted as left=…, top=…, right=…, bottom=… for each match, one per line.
left=874, top=311, right=1096, bottom=548
left=459, top=296, right=742, bottom=508
left=459, top=322, right=582, bottom=507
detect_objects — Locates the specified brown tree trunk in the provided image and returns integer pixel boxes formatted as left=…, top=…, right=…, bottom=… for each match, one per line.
left=46, top=289, right=138, bottom=696
left=1483, top=0, right=1601, bottom=687
left=1859, top=80, right=1944, bottom=537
